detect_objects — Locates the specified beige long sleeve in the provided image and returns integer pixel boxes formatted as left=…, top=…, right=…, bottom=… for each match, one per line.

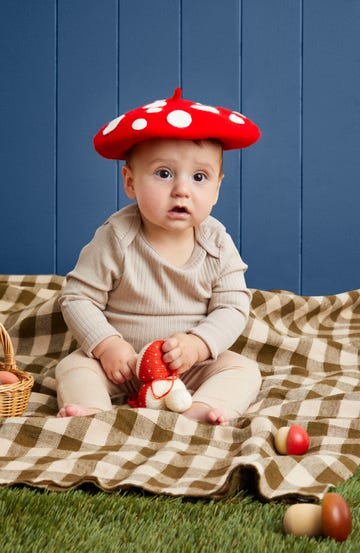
left=59, top=204, right=251, bottom=358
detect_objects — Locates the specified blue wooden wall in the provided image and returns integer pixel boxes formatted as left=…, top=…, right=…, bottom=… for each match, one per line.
left=1, top=0, right=359, bottom=296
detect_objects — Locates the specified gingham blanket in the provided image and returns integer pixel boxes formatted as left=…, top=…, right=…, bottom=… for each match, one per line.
left=0, top=275, right=359, bottom=501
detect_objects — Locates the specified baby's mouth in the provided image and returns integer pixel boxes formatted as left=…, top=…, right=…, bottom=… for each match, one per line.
left=170, top=206, right=189, bottom=214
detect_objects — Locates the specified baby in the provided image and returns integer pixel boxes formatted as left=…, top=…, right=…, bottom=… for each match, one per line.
left=56, top=88, right=262, bottom=425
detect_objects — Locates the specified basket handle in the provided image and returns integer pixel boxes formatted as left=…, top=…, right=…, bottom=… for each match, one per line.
left=0, top=322, right=16, bottom=370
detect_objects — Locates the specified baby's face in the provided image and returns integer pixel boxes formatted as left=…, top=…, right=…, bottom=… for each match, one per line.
left=122, top=139, right=223, bottom=239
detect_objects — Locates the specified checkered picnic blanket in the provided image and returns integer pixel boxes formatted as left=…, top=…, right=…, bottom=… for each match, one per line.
left=0, top=274, right=359, bottom=501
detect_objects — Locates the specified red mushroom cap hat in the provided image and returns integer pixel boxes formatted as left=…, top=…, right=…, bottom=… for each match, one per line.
left=93, top=88, right=261, bottom=160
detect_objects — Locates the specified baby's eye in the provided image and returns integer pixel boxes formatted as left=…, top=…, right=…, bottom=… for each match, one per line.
left=193, top=172, right=207, bottom=183
left=156, top=169, right=172, bottom=179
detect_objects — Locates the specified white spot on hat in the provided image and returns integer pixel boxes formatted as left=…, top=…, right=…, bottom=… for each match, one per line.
left=143, top=100, right=167, bottom=110
left=145, top=107, right=163, bottom=113
left=103, top=114, right=125, bottom=135
left=234, top=111, right=247, bottom=118
left=132, top=118, right=148, bottom=130
left=167, top=110, right=192, bottom=128
left=191, top=104, right=220, bottom=114
left=229, top=113, right=245, bottom=125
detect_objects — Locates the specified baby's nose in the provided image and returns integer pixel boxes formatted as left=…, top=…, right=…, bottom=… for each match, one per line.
left=171, top=176, right=190, bottom=196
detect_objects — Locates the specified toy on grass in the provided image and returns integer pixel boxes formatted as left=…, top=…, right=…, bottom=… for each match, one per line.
left=274, top=424, right=310, bottom=455
left=283, top=492, right=352, bottom=542
left=128, top=340, right=192, bottom=413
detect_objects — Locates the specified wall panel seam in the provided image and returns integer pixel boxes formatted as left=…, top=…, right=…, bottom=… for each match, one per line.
left=54, top=0, right=59, bottom=274
left=299, top=0, right=304, bottom=294
left=116, top=0, right=120, bottom=211
left=239, top=0, right=243, bottom=253
left=179, top=0, right=183, bottom=87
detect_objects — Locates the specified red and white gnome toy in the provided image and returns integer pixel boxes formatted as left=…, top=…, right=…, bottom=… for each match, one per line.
left=128, top=340, right=192, bottom=413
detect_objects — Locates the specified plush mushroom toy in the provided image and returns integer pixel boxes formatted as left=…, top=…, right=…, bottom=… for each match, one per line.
left=93, top=87, right=261, bottom=159
left=128, top=340, right=192, bottom=413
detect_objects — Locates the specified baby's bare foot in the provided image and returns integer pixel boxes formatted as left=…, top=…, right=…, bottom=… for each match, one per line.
left=57, top=404, right=102, bottom=417
left=183, top=402, right=229, bottom=426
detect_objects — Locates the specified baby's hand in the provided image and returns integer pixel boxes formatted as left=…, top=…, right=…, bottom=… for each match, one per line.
left=93, top=336, right=137, bottom=384
left=162, top=333, right=210, bottom=373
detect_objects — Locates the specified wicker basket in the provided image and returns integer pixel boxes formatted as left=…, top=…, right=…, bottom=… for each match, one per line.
left=0, top=322, right=34, bottom=417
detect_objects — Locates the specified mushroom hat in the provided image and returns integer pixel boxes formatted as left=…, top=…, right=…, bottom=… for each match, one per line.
left=93, top=88, right=261, bottom=160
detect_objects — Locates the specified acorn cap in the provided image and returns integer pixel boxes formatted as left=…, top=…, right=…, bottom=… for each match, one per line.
left=93, top=88, right=261, bottom=160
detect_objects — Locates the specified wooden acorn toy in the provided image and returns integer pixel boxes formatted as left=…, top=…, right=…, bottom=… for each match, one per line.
left=274, top=424, right=310, bottom=455
left=283, top=492, right=352, bottom=542
left=128, top=340, right=192, bottom=413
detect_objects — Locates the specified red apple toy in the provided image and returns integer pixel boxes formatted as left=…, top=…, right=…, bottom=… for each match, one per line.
left=0, top=370, right=19, bottom=385
left=274, top=424, right=310, bottom=455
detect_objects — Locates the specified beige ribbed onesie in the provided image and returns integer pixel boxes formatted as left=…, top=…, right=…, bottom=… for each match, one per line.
left=56, top=203, right=261, bottom=419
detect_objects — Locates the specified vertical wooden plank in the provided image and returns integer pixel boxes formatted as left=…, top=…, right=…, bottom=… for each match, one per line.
left=0, top=0, right=55, bottom=273
left=118, top=0, right=180, bottom=109
left=117, top=0, right=181, bottom=207
left=302, top=0, right=360, bottom=295
left=241, top=0, right=302, bottom=292
left=57, top=0, right=118, bottom=275
left=182, top=0, right=242, bottom=248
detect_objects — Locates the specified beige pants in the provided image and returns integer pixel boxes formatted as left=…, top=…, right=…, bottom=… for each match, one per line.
left=56, top=348, right=261, bottom=420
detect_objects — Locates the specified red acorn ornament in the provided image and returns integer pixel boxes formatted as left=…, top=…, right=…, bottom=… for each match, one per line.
left=274, top=424, right=310, bottom=455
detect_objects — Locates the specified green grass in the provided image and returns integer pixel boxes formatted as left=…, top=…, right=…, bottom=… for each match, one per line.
left=0, top=469, right=359, bottom=552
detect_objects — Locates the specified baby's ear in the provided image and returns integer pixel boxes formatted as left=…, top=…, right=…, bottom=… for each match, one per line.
left=122, top=164, right=136, bottom=199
